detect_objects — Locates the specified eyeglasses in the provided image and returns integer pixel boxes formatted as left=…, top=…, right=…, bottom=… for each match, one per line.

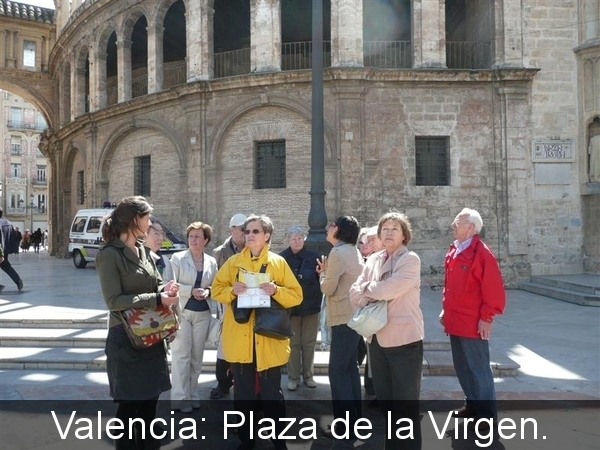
left=244, top=229, right=264, bottom=235
left=451, top=221, right=470, bottom=229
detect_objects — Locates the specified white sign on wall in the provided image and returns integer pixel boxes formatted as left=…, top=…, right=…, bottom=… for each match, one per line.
left=532, top=140, right=574, bottom=162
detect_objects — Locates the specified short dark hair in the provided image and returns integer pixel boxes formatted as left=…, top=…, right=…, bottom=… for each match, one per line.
left=186, top=221, right=213, bottom=244
left=333, top=215, right=360, bottom=245
left=244, top=214, right=274, bottom=243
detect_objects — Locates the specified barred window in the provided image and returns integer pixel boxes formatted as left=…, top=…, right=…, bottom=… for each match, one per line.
left=255, top=140, right=286, bottom=189
left=415, top=137, right=450, bottom=186
left=23, top=40, right=36, bottom=67
left=77, top=170, right=85, bottom=204
left=135, top=155, right=151, bottom=196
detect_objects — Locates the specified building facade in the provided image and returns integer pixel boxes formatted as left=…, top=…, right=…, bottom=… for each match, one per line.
left=1, top=0, right=598, bottom=286
left=0, top=90, right=49, bottom=233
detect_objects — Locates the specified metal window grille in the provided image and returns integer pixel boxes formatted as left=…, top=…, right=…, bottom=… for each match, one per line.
left=77, top=170, right=85, bottom=204
left=415, top=137, right=450, bottom=186
left=135, top=155, right=151, bottom=196
left=255, top=140, right=286, bottom=189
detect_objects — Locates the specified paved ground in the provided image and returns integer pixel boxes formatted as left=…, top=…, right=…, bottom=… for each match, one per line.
left=0, top=251, right=598, bottom=450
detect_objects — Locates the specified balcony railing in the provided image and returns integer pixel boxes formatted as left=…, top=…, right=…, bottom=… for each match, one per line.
left=281, top=41, right=331, bottom=71
left=132, top=75, right=148, bottom=99
left=364, top=41, right=412, bottom=69
left=32, top=177, right=47, bottom=186
left=446, top=41, right=492, bottom=69
left=214, top=48, right=251, bottom=78
left=164, top=60, right=187, bottom=88
left=7, top=120, right=46, bottom=131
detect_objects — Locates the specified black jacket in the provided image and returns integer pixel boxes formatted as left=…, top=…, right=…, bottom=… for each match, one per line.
left=279, top=246, right=322, bottom=316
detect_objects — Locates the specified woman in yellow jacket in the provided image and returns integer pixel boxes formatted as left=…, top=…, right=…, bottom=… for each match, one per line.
left=212, top=214, right=302, bottom=450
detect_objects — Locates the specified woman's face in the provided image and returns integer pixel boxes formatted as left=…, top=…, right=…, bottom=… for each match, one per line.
left=379, top=219, right=405, bottom=253
left=147, top=224, right=165, bottom=252
left=134, top=214, right=152, bottom=238
left=188, top=228, right=208, bottom=253
left=288, top=233, right=305, bottom=253
left=244, top=220, right=270, bottom=253
left=325, top=222, right=338, bottom=245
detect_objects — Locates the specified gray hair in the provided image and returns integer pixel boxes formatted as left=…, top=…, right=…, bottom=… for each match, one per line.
left=286, top=225, right=306, bottom=239
left=458, top=208, right=483, bottom=234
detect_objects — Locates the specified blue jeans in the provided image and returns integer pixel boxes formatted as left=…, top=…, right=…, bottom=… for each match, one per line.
left=328, top=324, right=362, bottom=431
left=450, top=335, right=497, bottom=419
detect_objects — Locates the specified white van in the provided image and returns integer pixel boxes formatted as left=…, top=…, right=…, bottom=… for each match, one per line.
left=68, top=208, right=187, bottom=268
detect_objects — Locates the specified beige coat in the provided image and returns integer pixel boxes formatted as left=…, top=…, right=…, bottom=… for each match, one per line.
left=349, top=245, right=424, bottom=347
left=320, top=242, right=363, bottom=326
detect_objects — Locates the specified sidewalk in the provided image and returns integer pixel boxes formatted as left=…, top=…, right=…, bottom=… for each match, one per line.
left=0, top=252, right=598, bottom=450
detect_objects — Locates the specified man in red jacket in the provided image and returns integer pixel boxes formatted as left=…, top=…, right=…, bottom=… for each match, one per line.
left=440, top=208, right=505, bottom=431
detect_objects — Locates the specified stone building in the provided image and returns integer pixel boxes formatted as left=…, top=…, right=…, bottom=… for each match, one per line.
left=0, top=0, right=598, bottom=286
left=0, top=90, right=49, bottom=233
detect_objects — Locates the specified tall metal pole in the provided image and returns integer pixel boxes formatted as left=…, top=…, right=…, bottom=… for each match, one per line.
left=305, top=0, right=329, bottom=254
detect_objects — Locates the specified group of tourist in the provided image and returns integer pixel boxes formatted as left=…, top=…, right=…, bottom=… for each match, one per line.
left=96, top=196, right=506, bottom=450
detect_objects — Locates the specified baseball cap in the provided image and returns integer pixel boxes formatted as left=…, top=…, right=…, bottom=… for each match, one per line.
left=229, top=213, right=247, bottom=227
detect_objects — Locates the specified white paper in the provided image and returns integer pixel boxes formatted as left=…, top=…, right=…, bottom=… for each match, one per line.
left=237, top=288, right=271, bottom=308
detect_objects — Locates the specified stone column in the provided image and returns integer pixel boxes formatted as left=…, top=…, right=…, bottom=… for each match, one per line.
left=91, top=48, right=107, bottom=111
left=493, top=0, right=523, bottom=67
left=147, top=19, right=164, bottom=93
left=117, top=38, right=132, bottom=102
left=74, top=63, right=86, bottom=118
left=497, top=86, right=530, bottom=256
left=582, top=0, right=600, bottom=41
left=250, top=0, right=281, bottom=72
left=187, top=0, right=214, bottom=81
left=413, top=0, right=445, bottom=68
left=331, top=0, right=363, bottom=67
left=6, top=31, right=17, bottom=68
left=41, top=36, right=48, bottom=72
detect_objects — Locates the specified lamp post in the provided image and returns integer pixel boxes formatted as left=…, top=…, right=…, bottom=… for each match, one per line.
left=305, top=0, right=329, bottom=255
left=29, top=193, right=35, bottom=231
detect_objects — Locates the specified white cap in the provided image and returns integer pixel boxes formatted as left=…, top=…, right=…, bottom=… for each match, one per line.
left=229, top=213, right=247, bottom=227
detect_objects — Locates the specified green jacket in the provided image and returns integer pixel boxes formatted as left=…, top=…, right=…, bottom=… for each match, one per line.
left=96, top=238, right=165, bottom=328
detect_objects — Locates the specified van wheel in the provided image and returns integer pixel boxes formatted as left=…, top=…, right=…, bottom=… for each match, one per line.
left=73, top=250, right=87, bottom=268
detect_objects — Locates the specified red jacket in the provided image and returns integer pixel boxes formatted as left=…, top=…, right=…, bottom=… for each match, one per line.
left=441, top=235, right=505, bottom=338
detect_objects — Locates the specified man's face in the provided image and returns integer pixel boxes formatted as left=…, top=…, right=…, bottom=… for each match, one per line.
left=366, top=234, right=383, bottom=253
left=451, top=214, right=475, bottom=243
left=230, top=225, right=245, bottom=245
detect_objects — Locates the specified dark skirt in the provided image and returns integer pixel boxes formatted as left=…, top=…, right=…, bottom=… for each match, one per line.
left=105, top=326, right=171, bottom=401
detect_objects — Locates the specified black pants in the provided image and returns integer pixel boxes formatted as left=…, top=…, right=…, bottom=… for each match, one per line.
left=114, top=397, right=160, bottom=450
left=0, top=255, right=21, bottom=287
left=215, top=357, right=233, bottom=391
left=231, top=361, right=287, bottom=450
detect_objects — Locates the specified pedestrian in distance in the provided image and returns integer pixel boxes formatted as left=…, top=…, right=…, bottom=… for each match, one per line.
left=96, top=196, right=179, bottom=450
left=279, top=226, right=321, bottom=391
left=0, top=208, right=24, bottom=293
left=439, top=207, right=506, bottom=431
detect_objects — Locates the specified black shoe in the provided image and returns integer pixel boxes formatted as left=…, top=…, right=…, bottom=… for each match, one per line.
left=0, top=285, right=5, bottom=294
left=17, top=280, right=23, bottom=292
left=453, top=406, right=477, bottom=418
left=209, top=387, right=228, bottom=399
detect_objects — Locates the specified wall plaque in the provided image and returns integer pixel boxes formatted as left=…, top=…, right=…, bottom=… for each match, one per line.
left=532, top=140, right=573, bottom=162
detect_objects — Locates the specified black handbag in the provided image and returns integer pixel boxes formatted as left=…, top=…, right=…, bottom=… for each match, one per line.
left=232, top=298, right=252, bottom=324
left=254, top=299, right=293, bottom=340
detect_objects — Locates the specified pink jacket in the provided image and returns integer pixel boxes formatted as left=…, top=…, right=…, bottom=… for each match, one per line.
left=349, top=246, right=424, bottom=347
left=441, top=235, right=505, bottom=338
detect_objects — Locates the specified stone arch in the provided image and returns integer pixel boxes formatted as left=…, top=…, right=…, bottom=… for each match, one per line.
left=121, top=5, right=151, bottom=39
left=62, top=143, right=87, bottom=217
left=97, top=117, right=187, bottom=181
left=207, top=93, right=337, bottom=166
left=0, top=79, right=54, bottom=130
left=155, top=0, right=185, bottom=24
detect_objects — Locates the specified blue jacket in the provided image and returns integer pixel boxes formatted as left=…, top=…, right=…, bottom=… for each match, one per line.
left=279, top=246, right=322, bottom=316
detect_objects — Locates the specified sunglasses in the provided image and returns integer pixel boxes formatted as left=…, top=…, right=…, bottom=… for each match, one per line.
left=243, top=229, right=264, bottom=235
